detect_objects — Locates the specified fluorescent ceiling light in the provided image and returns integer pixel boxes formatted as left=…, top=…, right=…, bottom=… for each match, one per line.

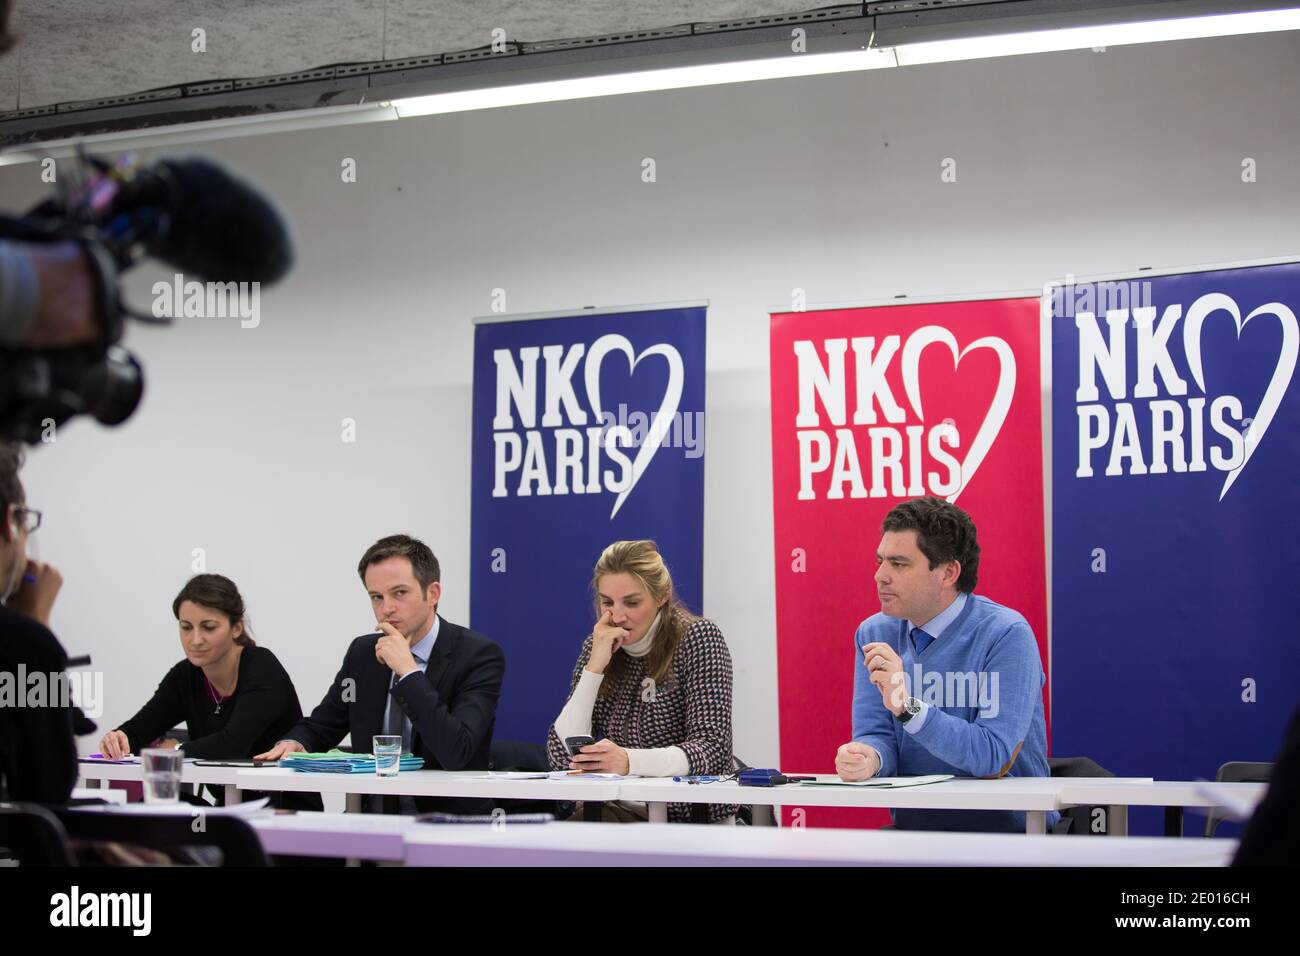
left=393, top=7, right=1300, bottom=116
left=4, top=7, right=1297, bottom=158
left=0, top=102, right=398, bottom=166
left=390, top=49, right=895, bottom=117
left=893, top=7, right=1300, bottom=65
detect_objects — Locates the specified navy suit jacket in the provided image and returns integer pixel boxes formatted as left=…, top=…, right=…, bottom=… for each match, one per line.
left=286, top=615, right=505, bottom=812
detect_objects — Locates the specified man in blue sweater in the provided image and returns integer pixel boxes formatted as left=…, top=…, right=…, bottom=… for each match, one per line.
left=835, top=496, right=1056, bottom=832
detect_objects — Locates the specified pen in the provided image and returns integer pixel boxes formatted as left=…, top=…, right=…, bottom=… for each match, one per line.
left=673, top=774, right=725, bottom=783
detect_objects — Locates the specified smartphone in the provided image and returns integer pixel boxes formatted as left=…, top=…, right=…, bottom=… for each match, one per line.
left=564, top=735, right=596, bottom=756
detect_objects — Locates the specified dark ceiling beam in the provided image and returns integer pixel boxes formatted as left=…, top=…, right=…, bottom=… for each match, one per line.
left=0, top=6, right=873, bottom=147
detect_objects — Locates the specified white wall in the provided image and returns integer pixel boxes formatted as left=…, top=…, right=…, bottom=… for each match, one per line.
left=3, top=30, right=1298, bottom=764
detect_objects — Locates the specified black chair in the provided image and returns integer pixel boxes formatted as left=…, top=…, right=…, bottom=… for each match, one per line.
left=488, top=739, right=571, bottom=818
left=55, top=808, right=270, bottom=866
left=1206, top=761, right=1273, bottom=837
left=489, top=739, right=548, bottom=772
left=0, top=803, right=78, bottom=865
left=1048, top=755, right=1115, bottom=835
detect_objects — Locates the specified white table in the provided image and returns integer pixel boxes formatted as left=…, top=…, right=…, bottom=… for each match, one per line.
left=1057, top=780, right=1268, bottom=836
left=61, top=807, right=1231, bottom=866
left=78, top=763, right=624, bottom=813
left=232, top=768, right=623, bottom=813
left=77, top=760, right=244, bottom=805
left=250, top=811, right=416, bottom=862
left=401, top=820, right=1238, bottom=867
left=77, top=763, right=1263, bottom=840
left=616, top=775, right=1103, bottom=834
left=70, top=787, right=127, bottom=804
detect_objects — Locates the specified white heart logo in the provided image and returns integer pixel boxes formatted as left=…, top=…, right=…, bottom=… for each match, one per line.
left=900, top=326, right=1017, bottom=503
left=584, top=334, right=684, bottom=519
left=1182, top=292, right=1299, bottom=501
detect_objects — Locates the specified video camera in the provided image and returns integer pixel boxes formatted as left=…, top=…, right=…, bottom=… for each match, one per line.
left=0, top=151, right=293, bottom=443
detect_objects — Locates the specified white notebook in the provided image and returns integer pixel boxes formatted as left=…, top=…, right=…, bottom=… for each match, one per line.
left=800, top=774, right=954, bottom=789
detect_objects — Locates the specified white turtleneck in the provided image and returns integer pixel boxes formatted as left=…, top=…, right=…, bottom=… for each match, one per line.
left=553, top=609, right=689, bottom=778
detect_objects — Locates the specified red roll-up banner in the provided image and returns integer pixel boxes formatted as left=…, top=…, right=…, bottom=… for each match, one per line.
left=769, top=296, right=1048, bottom=828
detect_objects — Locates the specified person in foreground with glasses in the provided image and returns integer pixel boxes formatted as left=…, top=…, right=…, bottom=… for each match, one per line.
left=0, top=442, right=77, bottom=802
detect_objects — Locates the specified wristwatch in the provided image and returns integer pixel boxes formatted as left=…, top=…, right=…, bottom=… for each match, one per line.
left=897, top=696, right=923, bottom=724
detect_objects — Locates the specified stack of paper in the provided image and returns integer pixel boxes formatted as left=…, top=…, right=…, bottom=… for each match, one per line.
left=800, top=774, right=954, bottom=788
left=475, top=771, right=635, bottom=780
left=280, top=750, right=425, bottom=774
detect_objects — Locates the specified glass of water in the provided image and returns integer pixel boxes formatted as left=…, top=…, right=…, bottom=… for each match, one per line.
left=141, top=747, right=183, bottom=804
left=373, top=735, right=402, bottom=777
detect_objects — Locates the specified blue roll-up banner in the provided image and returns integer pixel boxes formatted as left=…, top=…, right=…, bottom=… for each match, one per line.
left=1051, top=261, right=1300, bottom=808
left=470, top=303, right=707, bottom=742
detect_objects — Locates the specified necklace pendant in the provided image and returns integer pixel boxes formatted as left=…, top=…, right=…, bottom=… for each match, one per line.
left=214, top=702, right=221, bottom=714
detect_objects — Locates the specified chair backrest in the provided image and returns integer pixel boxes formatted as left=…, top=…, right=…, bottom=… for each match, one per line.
left=1048, top=755, right=1115, bottom=835
left=489, top=739, right=549, bottom=772
left=1205, top=761, right=1274, bottom=837
left=0, top=802, right=78, bottom=866
left=1048, top=756, right=1115, bottom=778
left=1216, top=761, right=1272, bottom=784
left=56, top=809, right=269, bottom=866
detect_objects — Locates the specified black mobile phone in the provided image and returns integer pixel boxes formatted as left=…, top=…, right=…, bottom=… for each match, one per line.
left=564, top=735, right=596, bottom=756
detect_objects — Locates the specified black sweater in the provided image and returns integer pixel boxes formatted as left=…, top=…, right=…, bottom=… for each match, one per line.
left=0, top=606, right=78, bottom=802
left=117, top=645, right=304, bottom=759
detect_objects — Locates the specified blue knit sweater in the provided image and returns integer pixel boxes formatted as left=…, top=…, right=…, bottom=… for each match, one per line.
left=851, top=593, right=1057, bottom=832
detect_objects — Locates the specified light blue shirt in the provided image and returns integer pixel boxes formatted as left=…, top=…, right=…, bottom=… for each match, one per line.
left=904, top=591, right=968, bottom=733
left=391, top=615, right=440, bottom=749
left=910, top=591, right=967, bottom=642
left=403, top=615, right=440, bottom=679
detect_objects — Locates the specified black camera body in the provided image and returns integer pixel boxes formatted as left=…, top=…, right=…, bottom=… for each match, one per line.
left=0, top=153, right=292, bottom=444
left=0, top=215, right=139, bottom=443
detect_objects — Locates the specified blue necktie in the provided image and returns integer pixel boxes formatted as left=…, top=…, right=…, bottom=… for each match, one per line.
left=385, top=652, right=426, bottom=753
left=911, top=627, right=934, bottom=654
left=379, top=653, right=426, bottom=816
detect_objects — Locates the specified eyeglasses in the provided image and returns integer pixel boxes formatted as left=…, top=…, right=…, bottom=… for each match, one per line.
left=12, top=506, right=41, bottom=533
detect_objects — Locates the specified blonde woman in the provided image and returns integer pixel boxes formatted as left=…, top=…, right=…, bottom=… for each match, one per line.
left=546, top=540, right=735, bottom=823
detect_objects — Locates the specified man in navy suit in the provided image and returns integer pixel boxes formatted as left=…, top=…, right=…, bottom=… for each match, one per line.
left=258, top=535, right=505, bottom=813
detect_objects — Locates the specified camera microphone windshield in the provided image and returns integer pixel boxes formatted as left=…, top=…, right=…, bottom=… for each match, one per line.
left=110, top=157, right=294, bottom=285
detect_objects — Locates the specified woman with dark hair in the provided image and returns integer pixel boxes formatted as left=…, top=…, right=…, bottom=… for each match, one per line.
left=98, top=574, right=306, bottom=764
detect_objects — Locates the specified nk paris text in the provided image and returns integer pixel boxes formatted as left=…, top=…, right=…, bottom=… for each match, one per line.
left=1071, top=291, right=1298, bottom=494
left=788, top=328, right=1016, bottom=501
left=489, top=339, right=701, bottom=502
